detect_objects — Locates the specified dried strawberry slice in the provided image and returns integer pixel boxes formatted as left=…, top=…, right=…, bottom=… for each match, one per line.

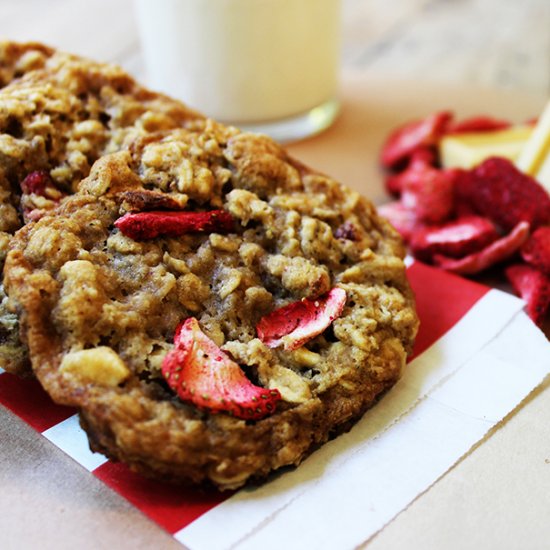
left=384, top=148, right=437, bottom=196
left=384, top=172, right=405, bottom=197
left=521, top=226, right=550, bottom=275
left=115, top=210, right=234, bottom=240
left=20, top=171, right=52, bottom=196
left=380, top=111, right=452, bottom=169
left=452, top=170, right=479, bottom=218
left=378, top=201, right=423, bottom=243
left=409, top=147, right=438, bottom=166
left=20, top=170, right=65, bottom=200
left=256, top=287, right=346, bottom=351
left=433, top=221, right=530, bottom=275
left=400, top=163, right=458, bottom=224
left=162, top=318, right=281, bottom=420
left=20, top=170, right=67, bottom=222
left=456, top=157, right=550, bottom=231
left=505, top=264, right=550, bottom=326
left=447, top=115, right=510, bottom=134
left=410, top=216, right=499, bottom=262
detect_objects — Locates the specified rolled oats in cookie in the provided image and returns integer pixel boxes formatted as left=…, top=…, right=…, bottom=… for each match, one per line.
left=5, top=123, right=418, bottom=489
left=0, top=41, right=54, bottom=88
left=0, top=40, right=202, bottom=374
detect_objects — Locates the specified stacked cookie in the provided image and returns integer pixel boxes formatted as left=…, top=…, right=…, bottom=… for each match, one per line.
left=0, top=42, right=418, bottom=489
left=0, top=41, right=200, bottom=374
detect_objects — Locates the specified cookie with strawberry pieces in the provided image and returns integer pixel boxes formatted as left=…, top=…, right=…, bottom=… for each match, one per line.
left=0, top=40, right=202, bottom=375
left=5, top=124, right=418, bottom=489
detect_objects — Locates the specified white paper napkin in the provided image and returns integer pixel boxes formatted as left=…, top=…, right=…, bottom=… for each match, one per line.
left=177, top=292, right=550, bottom=550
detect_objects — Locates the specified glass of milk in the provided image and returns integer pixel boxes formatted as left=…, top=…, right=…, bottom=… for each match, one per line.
left=134, top=0, right=341, bottom=143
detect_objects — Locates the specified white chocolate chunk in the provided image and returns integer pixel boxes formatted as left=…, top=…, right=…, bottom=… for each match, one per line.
left=440, top=125, right=532, bottom=169
left=60, top=346, right=130, bottom=386
left=268, top=366, right=311, bottom=403
left=290, top=347, right=321, bottom=367
left=535, top=153, right=550, bottom=190
left=516, top=99, right=550, bottom=191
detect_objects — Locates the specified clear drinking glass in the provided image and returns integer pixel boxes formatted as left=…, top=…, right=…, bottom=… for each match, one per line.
left=135, top=0, right=341, bottom=143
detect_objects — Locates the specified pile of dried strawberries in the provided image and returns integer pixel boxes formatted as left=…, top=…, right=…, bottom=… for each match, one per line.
left=379, top=111, right=550, bottom=327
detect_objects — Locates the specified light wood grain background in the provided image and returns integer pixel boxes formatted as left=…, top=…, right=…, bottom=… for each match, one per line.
left=1, top=0, right=549, bottom=94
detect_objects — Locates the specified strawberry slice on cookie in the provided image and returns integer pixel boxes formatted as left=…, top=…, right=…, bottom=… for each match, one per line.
left=256, top=287, right=346, bottom=351
left=162, top=318, right=281, bottom=420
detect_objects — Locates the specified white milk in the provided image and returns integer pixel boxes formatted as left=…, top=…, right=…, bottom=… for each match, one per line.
left=135, top=0, right=341, bottom=139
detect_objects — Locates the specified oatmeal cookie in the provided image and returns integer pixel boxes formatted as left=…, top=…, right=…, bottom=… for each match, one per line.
left=0, top=40, right=201, bottom=374
left=5, top=124, right=418, bottom=489
left=0, top=41, right=54, bottom=88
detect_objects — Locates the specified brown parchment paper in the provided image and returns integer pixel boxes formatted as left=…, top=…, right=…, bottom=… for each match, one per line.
left=1, top=73, right=548, bottom=550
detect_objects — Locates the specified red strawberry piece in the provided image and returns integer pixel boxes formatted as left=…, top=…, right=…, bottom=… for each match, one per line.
left=161, top=318, right=281, bottom=420
left=115, top=210, right=234, bottom=240
left=256, top=287, right=346, bottom=351
left=20, top=171, right=52, bottom=196
left=25, top=208, right=49, bottom=222
left=380, top=111, right=453, bottom=169
left=521, top=226, right=550, bottom=275
left=20, top=171, right=67, bottom=222
left=409, top=147, right=438, bottom=166
left=400, top=163, right=458, bottom=224
left=410, top=215, right=499, bottom=262
left=433, top=220, right=530, bottom=275
left=447, top=115, right=510, bottom=134
left=452, top=170, right=480, bottom=218
left=378, top=201, right=423, bottom=243
left=385, top=172, right=405, bottom=197
left=385, top=148, right=437, bottom=196
left=456, top=157, right=550, bottom=231
left=505, top=264, right=550, bottom=327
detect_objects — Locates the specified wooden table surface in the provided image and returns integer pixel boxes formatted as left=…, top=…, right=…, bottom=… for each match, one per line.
left=1, top=0, right=549, bottom=95
left=1, top=2, right=550, bottom=550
